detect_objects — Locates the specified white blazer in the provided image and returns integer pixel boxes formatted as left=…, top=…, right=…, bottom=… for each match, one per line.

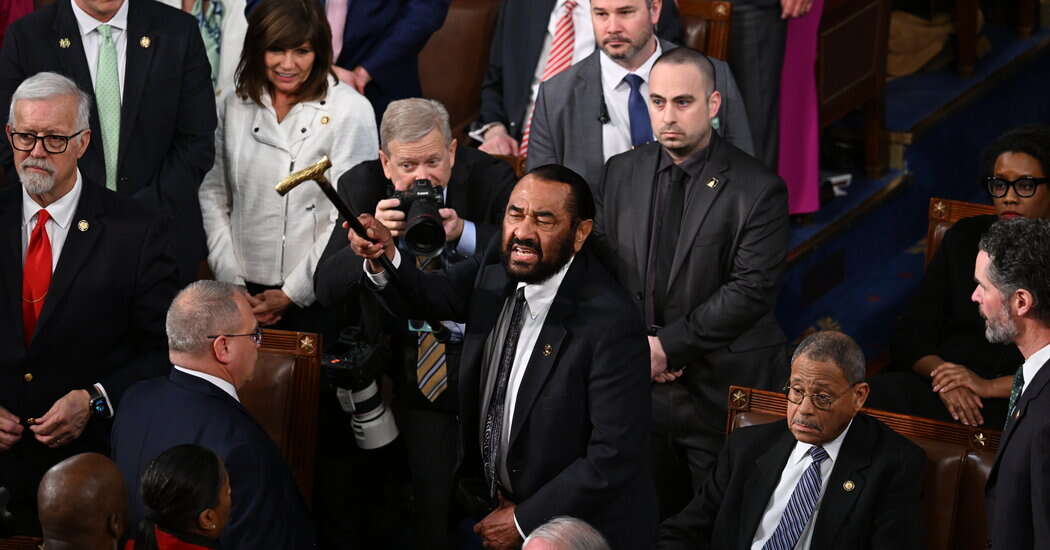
left=159, top=0, right=247, bottom=98
left=199, top=78, right=379, bottom=306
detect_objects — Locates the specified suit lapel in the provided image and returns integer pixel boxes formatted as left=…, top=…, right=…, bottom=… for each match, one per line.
left=118, top=0, right=156, bottom=172
left=461, top=262, right=515, bottom=412
left=629, top=144, right=661, bottom=285
left=572, top=55, right=604, bottom=183
left=738, top=426, right=796, bottom=550
left=667, top=135, right=729, bottom=289
left=989, top=358, right=1050, bottom=483
left=1, top=188, right=25, bottom=348
left=810, top=415, right=875, bottom=548
left=53, top=2, right=104, bottom=169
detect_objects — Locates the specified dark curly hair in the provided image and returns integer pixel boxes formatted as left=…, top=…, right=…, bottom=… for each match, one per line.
left=978, top=218, right=1050, bottom=324
left=979, top=125, right=1050, bottom=184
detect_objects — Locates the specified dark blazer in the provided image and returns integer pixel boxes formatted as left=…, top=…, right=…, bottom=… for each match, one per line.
left=314, top=146, right=515, bottom=410
left=112, top=369, right=316, bottom=550
left=659, top=414, right=926, bottom=550
left=525, top=39, right=754, bottom=188
left=986, top=355, right=1050, bottom=549
left=0, top=179, right=176, bottom=529
left=373, top=244, right=658, bottom=549
left=478, top=0, right=683, bottom=139
left=894, top=214, right=1021, bottom=378
left=0, top=0, right=218, bottom=284
left=592, top=133, right=789, bottom=431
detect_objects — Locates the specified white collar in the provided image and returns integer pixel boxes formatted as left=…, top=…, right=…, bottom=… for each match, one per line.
left=788, top=418, right=853, bottom=467
left=70, top=0, right=130, bottom=36
left=599, top=38, right=663, bottom=92
left=21, top=168, right=83, bottom=231
left=515, top=255, right=576, bottom=320
left=173, top=365, right=241, bottom=403
left=1022, top=342, right=1050, bottom=389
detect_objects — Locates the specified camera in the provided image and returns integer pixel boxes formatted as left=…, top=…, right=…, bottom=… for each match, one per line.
left=323, top=328, right=398, bottom=450
left=390, top=179, right=445, bottom=257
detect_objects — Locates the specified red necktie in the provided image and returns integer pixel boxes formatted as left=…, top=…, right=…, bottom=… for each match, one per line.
left=518, top=0, right=577, bottom=157
left=22, top=209, right=52, bottom=345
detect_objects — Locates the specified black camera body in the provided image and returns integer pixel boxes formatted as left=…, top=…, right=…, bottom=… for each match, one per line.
left=390, top=179, right=446, bottom=257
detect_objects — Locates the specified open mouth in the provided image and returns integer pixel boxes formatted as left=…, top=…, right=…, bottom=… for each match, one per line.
left=511, top=243, right=540, bottom=263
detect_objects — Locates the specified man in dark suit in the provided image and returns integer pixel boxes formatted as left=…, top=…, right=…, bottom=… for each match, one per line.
left=475, top=0, right=683, bottom=155
left=659, top=331, right=926, bottom=550
left=347, top=165, right=657, bottom=550
left=592, top=47, right=789, bottom=518
left=0, top=72, right=176, bottom=535
left=111, top=280, right=316, bottom=550
left=0, top=0, right=218, bottom=286
left=37, top=453, right=128, bottom=550
left=314, top=98, right=515, bottom=550
left=974, top=218, right=1050, bottom=548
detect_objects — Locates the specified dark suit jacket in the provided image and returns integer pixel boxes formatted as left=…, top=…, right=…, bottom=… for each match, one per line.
left=0, top=179, right=176, bottom=526
left=314, top=146, right=515, bottom=410
left=894, top=214, right=1021, bottom=378
left=373, top=244, right=658, bottom=549
left=478, top=0, right=683, bottom=139
left=659, top=414, right=926, bottom=550
left=986, top=355, right=1050, bottom=549
left=526, top=39, right=754, bottom=188
left=593, top=133, right=789, bottom=430
left=112, top=369, right=316, bottom=550
left=0, top=0, right=217, bottom=284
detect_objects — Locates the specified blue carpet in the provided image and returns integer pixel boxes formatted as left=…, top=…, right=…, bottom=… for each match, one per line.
left=788, top=169, right=904, bottom=251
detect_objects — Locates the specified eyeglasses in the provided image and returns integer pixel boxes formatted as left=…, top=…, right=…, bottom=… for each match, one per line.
left=984, top=176, right=1050, bottom=198
left=207, top=327, right=262, bottom=346
left=783, top=385, right=848, bottom=411
left=8, top=129, right=87, bottom=154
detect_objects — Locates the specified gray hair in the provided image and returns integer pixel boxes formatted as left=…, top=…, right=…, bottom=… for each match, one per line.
left=791, top=330, right=866, bottom=385
left=166, top=281, right=247, bottom=354
left=8, top=72, right=92, bottom=136
left=379, top=98, right=452, bottom=154
left=523, top=517, right=610, bottom=550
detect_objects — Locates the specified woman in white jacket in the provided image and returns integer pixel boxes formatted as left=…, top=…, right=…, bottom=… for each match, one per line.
left=199, top=0, right=377, bottom=333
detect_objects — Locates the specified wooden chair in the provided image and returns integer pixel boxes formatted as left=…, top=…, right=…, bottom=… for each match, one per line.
left=0, top=537, right=41, bottom=550
left=727, top=386, right=1000, bottom=550
left=238, top=329, right=321, bottom=503
left=418, top=0, right=502, bottom=141
left=678, top=0, right=733, bottom=60
left=925, top=197, right=996, bottom=268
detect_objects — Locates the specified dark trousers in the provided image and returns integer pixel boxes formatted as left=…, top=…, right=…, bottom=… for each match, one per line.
left=867, top=370, right=1009, bottom=429
left=728, top=3, right=788, bottom=169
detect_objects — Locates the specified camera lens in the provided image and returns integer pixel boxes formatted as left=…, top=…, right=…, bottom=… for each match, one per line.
left=404, top=202, right=445, bottom=257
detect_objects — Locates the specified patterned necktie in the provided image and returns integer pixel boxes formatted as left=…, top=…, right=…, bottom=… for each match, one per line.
left=415, top=255, right=448, bottom=401
left=95, top=24, right=121, bottom=191
left=481, top=287, right=528, bottom=501
left=22, top=210, right=52, bottom=346
left=518, top=0, right=577, bottom=157
left=194, top=0, right=224, bottom=89
left=1006, top=366, right=1025, bottom=427
left=762, top=445, right=830, bottom=550
left=623, top=73, right=653, bottom=147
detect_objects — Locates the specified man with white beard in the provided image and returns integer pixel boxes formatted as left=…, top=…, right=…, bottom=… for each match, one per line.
left=0, top=71, right=176, bottom=535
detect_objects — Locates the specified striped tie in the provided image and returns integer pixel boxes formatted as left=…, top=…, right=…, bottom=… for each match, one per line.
left=95, top=24, right=121, bottom=190
left=1006, top=366, right=1025, bottom=427
left=417, top=331, right=447, bottom=401
left=518, top=0, right=577, bottom=157
left=762, top=446, right=829, bottom=550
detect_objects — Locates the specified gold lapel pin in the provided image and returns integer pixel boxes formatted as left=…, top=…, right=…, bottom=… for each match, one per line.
left=320, top=115, right=330, bottom=125
left=77, top=220, right=89, bottom=232
left=543, top=344, right=553, bottom=357
left=706, top=177, right=719, bottom=189
left=59, top=38, right=71, bottom=49
left=842, top=480, right=856, bottom=492
left=140, top=36, right=151, bottom=48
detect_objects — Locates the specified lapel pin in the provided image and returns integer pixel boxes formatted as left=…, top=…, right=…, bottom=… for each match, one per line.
left=706, top=177, right=719, bottom=189
left=139, top=36, right=151, bottom=48
left=59, top=38, right=71, bottom=49
left=77, top=220, right=89, bottom=232
left=842, top=480, right=856, bottom=492
left=543, top=344, right=552, bottom=357
left=320, top=115, right=330, bottom=125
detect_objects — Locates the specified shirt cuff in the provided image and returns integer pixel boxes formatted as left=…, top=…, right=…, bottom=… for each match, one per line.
left=454, top=220, right=477, bottom=257
left=363, top=249, right=402, bottom=289
left=468, top=121, right=503, bottom=143
left=93, top=383, right=114, bottom=417
left=513, top=512, right=526, bottom=540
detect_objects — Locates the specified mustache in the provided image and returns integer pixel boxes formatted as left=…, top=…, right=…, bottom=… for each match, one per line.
left=603, top=34, right=632, bottom=45
left=21, top=157, right=54, bottom=174
left=657, top=124, right=683, bottom=134
left=507, top=237, right=542, bottom=256
left=792, top=418, right=821, bottom=431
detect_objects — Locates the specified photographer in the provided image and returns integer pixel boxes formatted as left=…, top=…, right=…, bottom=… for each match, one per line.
left=314, top=98, right=516, bottom=550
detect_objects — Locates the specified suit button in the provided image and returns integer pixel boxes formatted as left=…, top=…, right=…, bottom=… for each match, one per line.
left=23, top=373, right=32, bottom=382
left=635, top=292, right=643, bottom=301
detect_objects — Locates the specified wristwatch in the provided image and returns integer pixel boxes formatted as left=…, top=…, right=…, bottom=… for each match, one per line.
left=86, top=386, right=112, bottom=419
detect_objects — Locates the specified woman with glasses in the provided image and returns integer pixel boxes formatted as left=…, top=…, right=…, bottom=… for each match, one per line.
left=870, top=125, right=1050, bottom=428
left=198, top=0, right=377, bottom=339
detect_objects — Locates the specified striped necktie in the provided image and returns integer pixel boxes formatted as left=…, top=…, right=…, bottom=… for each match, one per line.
left=518, top=0, right=577, bottom=157
left=1006, top=366, right=1025, bottom=427
left=762, top=445, right=830, bottom=550
left=415, top=255, right=447, bottom=401
left=95, top=24, right=121, bottom=190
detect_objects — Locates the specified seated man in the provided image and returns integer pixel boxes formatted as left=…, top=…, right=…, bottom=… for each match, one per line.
left=658, top=330, right=925, bottom=550
left=111, top=281, right=315, bottom=550
left=523, top=517, right=610, bottom=550
left=37, top=453, right=127, bottom=550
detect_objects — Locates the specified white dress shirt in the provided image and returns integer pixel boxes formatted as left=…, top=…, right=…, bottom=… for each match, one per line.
left=174, top=365, right=240, bottom=402
left=1022, top=343, right=1050, bottom=394
left=750, top=420, right=853, bottom=550
left=70, top=0, right=129, bottom=98
left=598, top=41, right=661, bottom=161
left=21, top=169, right=83, bottom=269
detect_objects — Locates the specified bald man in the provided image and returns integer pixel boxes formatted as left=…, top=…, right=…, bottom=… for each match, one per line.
left=37, top=453, right=127, bottom=550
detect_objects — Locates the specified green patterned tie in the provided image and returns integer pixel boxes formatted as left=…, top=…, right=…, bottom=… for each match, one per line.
left=1006, top=366, right=1025, bottom=427
left=95, top=24, right=121, bottom=190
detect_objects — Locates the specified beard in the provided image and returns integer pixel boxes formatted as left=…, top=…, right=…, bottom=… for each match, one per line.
left=600, top=28, right=653, bottom=62
left=17, top=157, right=57, bottom=195
left=501, top=229, right=576, bottom=285
left=983, top=302, right=1019, bottom=344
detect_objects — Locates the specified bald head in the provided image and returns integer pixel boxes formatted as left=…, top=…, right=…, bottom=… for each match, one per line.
left=38, top=453, right=127, bottom=549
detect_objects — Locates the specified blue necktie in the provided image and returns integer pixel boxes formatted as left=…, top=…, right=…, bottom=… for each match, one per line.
left=762, top=446, right=830, bottom=550
left=623, top=73, right=652, bottom=147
